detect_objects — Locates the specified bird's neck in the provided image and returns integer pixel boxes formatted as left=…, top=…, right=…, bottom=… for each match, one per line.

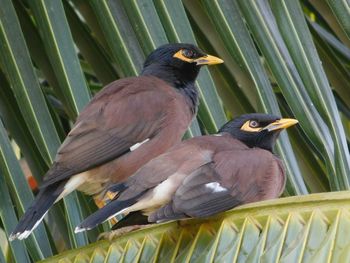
left=178, top=83, right=199, bottom=115
left=141, top=64, right=199, bottom=115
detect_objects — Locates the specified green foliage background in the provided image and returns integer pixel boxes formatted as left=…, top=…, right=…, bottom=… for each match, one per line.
left=0, top=0, right=349, bottom=262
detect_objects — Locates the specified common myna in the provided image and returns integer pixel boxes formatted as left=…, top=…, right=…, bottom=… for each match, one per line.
left=75, top=113, right=298, bottom=232
left=9, top=43, right=223, bottom=240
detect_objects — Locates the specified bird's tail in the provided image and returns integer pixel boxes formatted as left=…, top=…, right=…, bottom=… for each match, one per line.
left=75, top=191, right=145, bottom=233
left=9, top=183, right=64, bottom=241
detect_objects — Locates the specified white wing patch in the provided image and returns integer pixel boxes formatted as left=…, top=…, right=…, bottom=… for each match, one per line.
left=130, top=138, right=150, bottom=151
left=206, top=182, right=227, bottom=193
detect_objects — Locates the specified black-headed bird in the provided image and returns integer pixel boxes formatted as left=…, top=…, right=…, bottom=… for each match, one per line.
left=9, top=43, right=223, bottom=241
left=75, top=113, right=298, bottom=232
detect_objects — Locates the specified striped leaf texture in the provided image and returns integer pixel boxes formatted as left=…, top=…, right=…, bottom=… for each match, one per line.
left=0, top=0, right=349, bottom=261
left=41, top=191, right=350, bottom=263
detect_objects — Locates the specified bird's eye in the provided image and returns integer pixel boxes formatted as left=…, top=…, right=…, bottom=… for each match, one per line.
left=249, top=120, right=259, bottom=128
left=182, top=49, right=195, bottom=58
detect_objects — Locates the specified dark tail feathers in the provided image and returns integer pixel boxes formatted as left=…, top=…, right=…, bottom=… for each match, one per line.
left=75, top=191, right=145, bottom=232
left=9, top=183, right=64, bottom=241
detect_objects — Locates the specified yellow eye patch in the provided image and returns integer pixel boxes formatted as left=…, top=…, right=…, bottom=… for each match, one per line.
left=173, top=49, right=196, bottom=63
left=173, top=49, right=224, bottom=65
left=240, top=118, right=299, bottom=132
left=240, top=120, right=262, bottom=132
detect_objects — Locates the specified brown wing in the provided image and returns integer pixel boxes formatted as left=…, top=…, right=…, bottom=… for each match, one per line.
left=115, top=141, right=211, bottom=201
left=114, top=135, right=247, bottom=201
left=41, top=76, right=181, bottom=188
left=149, top=149, right=285, bottom=222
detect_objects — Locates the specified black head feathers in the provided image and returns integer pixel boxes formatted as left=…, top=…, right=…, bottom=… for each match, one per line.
left=141, top=43, right=223, bottom=88
left=219, top=113, right=298, bottom=152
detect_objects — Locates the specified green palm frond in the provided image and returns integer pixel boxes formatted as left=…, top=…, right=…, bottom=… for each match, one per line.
left=42, top=191, right=350, bottom=263
left=0, top=0, right=349, bottom=261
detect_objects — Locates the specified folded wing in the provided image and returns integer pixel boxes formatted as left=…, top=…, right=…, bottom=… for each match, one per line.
left=41, top=77, right=175, bottom=188
left=149, top=149, right=285, bottom=222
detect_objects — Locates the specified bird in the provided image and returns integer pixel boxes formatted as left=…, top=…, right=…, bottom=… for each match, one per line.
left=75, top=113, right=298, bottom=232
left=9, top=43, right=223, bottom=241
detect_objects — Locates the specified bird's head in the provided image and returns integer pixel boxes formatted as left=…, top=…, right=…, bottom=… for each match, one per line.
left=142, top=43, right=223, bottom=87
left=219, top=113, right=298, bottom=152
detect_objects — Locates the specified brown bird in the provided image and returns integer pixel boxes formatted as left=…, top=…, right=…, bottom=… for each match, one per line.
left=75, top=113, right=298, bottom=232
left=9, top=43, right=223, bottom=240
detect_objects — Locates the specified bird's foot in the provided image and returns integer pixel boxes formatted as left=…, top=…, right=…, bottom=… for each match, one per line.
left=98, top=225, right=152, bottom=241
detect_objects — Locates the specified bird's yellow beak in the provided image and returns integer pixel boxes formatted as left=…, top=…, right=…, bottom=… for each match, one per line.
left=193, top=54, right=224, bottom=65
left=263, top=118, right=299, bottom=132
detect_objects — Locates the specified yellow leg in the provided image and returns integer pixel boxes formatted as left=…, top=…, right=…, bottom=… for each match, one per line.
left=93, top=196, right=105, bottom=209
left=103, top=191, right=118, bottom=201
left=93, top=195, right=118, bottom=224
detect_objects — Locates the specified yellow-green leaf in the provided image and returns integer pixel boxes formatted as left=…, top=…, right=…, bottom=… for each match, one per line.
left=40, top=191, right=350, bottom=262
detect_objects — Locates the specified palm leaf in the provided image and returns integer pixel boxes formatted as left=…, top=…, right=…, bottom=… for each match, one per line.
left=27, top=0, right=91, bottom=119
left=0, top=0, right=61, bottom=164
left=270, top=0, right=350, bottom=189
left=326, top=0, right=350, bottom=40
left=0, top=0, right=350, bottom=261
left=63, top=1, right=118, bottom=86
left=236, top=0, right=342, bottom=189
left=0, top=119, right=50, bottom=261
left=40, top=191, right=350, bottom=262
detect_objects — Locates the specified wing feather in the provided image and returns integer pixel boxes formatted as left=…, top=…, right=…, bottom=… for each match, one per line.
left=41, top=77, right=175, bottom=188
left=150, top=149, right=285, bottom=221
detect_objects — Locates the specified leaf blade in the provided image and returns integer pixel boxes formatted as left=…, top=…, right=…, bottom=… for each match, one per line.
left=327, top=0, right=350, bottom=40
left=27, top=0, right=91, bottom=118
left=40, top=191, right=350, bottom=262
left=0, top=0, right=61, bottom=165
left=0, top=119, right=52, bottom=261
left=271, top=0, right=350, bottom=189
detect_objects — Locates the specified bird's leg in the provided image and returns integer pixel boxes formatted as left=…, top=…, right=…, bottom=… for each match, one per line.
left=93, top=193, right=119, bottom=224
left=93, top=196, right=105, bottom=209
left=104, top=190, right=118, bottom=201
left=93, top=189, right=118, bottom=208
left=97, top=224, right=155, bottom=241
